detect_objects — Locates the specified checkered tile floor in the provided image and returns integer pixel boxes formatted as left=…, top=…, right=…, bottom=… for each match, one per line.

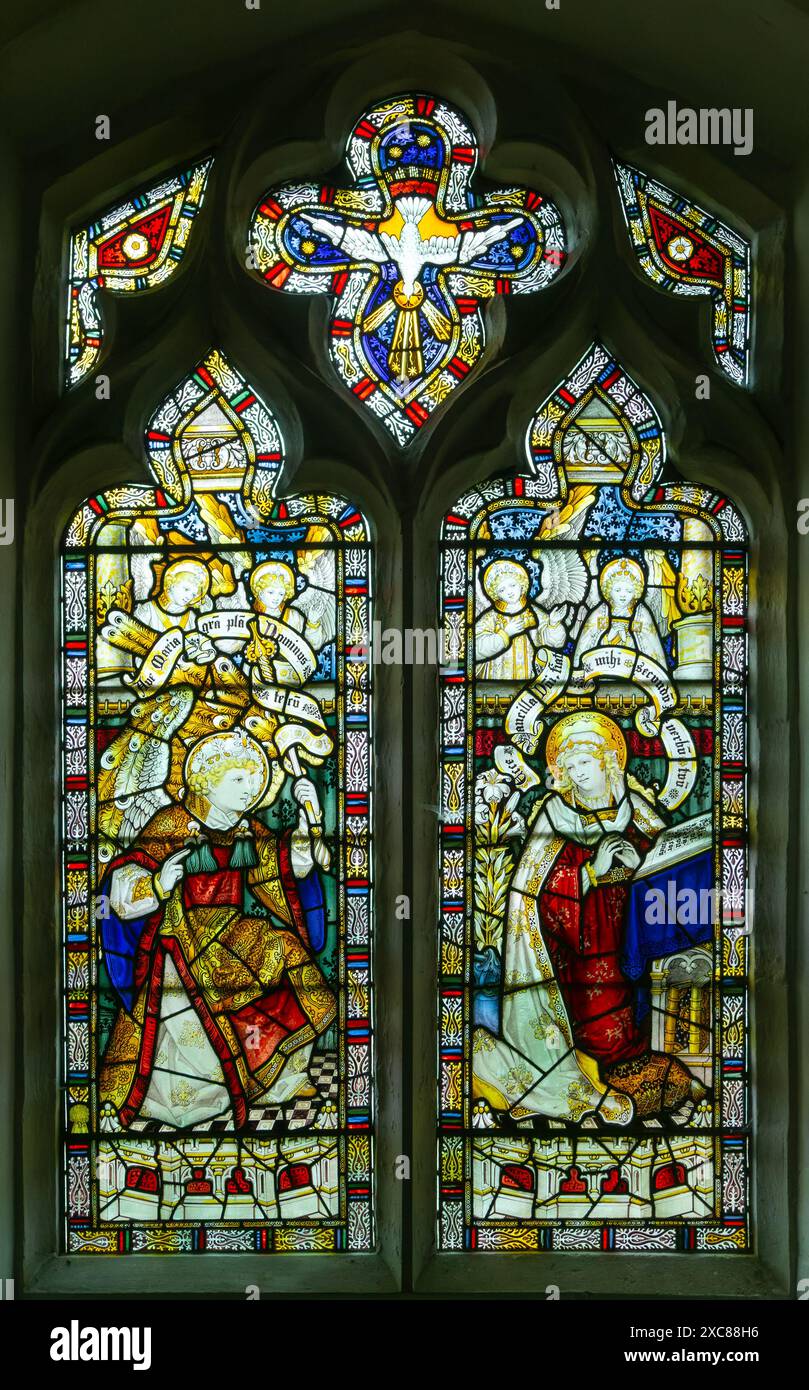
left=127, top=1051, right=339, bottom=1136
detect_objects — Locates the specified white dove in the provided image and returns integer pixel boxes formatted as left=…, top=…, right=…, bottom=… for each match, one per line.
left=307, top=196, right=523, bottom=298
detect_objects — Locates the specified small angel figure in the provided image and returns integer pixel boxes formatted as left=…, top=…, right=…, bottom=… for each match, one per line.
left=133, top=557, right=217, bottom=668
left=474, top=559, right=562, bottom=681
left=574, top=555, right=675, bottom=670
left=100, top=557, right=226, bottom=697
left=243, top=561, right=317, bottom=687
left=474, top=546, right=590, bottom=681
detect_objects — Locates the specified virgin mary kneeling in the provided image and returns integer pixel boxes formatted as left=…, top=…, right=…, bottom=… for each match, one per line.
left=472, top=712, right=706, bottom=1126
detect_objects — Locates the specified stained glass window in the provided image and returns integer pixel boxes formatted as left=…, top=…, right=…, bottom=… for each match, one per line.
left=249, top=93, right=565, bottom=446
left=60, top=348, right=374, bottom=1253
left=438, top=342, right=749, bottom=1253
left=613, top=161, right=751, bottom=387
left=64, top=159, right=212, bottom=388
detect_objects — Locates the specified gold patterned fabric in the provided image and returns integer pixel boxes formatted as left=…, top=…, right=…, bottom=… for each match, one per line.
left=99, top=805, right=334, bottom=1127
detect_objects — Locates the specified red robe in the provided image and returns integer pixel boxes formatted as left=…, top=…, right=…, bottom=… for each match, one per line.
left=99, top=806, right=334, bottom=1128
left=538, top=821, right=652, bottom=1067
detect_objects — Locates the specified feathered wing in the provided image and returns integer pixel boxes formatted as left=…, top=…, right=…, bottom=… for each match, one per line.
left=644, top=549, right=681, bottom=634
left=393, top=198, right=457, bottom=264
left=129, top=516, right=161, bottom=604
left=101, top=609, right=162, bottom=658
left=418, top=234, right=457, bottom=264
left=343, top=225, right=388, bottom=262
left=98, top=688, right=195, bottom=846
left=474, top=562, right=490, bottom=617
left=533, top=486, right=598, bottom=623
left=536, top=550, right=589, bottom=610
left=397, top=195, right=432, bottom=226
left=458, top=216, right=522, bottom=264
left=312, top=215, right=387, bottom=263
left=196, top=493, right=241, bottom=545
left=194, top=497, right=250, bottom=595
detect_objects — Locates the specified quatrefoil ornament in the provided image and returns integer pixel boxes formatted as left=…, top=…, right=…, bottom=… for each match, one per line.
left=249, top=94, right=567, bottom=445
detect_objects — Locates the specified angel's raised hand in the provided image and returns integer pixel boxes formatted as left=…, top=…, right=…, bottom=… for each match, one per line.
left=157, top=847, right=191, bottom=895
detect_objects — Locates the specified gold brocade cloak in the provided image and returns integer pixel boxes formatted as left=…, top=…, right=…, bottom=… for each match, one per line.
left=99, top=804, right=335, bottom=1128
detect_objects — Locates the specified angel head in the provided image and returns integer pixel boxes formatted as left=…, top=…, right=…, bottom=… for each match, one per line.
left=183, top=730, right=270, bottom=819
left=545, top=712, right=627, bottom=808
left=599, top=558, right=646, bottom=616
left=481, top=559, right=530, bottom=612
left=157, top=559, right=211, bottom=614
left=250, top=561, right=296, bottom=618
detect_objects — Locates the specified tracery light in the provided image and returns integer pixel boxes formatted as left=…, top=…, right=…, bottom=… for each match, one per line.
left=613, top=160, right=751, bottom=387
left=249, top=93, right=566, bottom=445
left=64, top=158, right=212, bottom=388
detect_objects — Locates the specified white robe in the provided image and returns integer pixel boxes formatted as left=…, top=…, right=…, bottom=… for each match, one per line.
left=574, top=600, right=667, bottom=670
left=471, top=790, right=663, bottom=1126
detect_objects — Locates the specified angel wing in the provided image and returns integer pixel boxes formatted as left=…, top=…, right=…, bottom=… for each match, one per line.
left=474, top=562, right=490, bottom=616
left=129, top=516, right=161, bottom=604
left=531, top=488, right=597, bottom=618
left=306, top=214, right=386, bottom=264
left=644, top=549, right=681, bottom=634
left=98, top=688, right=195, bottom=846
left=195, top=494, right=241, bottom=546
left=101, top=608, right=161, bottom=657
left=536, top=550, right=589, bottom=609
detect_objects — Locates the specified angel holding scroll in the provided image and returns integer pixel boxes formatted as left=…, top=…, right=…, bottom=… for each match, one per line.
left=474, top=487, right=597, bottom=684
left=474, top=552, right=589, bottom=682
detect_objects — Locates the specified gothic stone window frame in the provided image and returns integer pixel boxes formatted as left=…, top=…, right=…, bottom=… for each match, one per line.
left=15, top=22, right=795, bottom=1300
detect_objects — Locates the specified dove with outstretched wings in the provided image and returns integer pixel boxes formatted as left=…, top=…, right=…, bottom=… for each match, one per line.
left=307, top=197, right=522, bottom=298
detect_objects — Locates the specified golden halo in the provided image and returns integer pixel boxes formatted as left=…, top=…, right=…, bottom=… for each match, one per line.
left=599, top=557, right=645, bottom=594
left=544, top=712, right=627, bottom=772
left=183, top=730, right=270, bottom=805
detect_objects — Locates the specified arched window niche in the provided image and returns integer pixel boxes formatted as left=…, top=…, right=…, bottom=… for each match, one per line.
left=55, top=349, right=379, bottom=1262
left=413, top=334, right=790, bottom=1296
left=13, top=21, right=797, bottom=1303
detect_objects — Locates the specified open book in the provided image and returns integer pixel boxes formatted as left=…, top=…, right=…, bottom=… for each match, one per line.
left=633, top=811, right=712, bottom=877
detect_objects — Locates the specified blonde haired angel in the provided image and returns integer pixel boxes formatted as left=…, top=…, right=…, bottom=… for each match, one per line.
left=98, top=729, right=333, bottom=1132
left=574, top=554, right=677, bottom=670
left=474, top=559, right=568, bottom=681
left=474, top=489, right=596, bottom=682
